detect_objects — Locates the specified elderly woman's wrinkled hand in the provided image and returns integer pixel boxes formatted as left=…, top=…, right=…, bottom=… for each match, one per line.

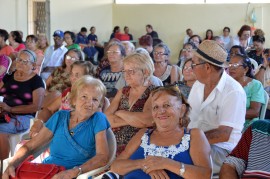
left=143, top=156, right=167, bottom=174
left=149, top=170, right=169, bottom=179
left=2, top=165, right=16, bottom=179
left=51, top=170, right=77, bottom=179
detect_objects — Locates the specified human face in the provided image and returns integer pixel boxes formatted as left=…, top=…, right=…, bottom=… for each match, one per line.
left=191, top=56, right=206, bottom=83
left=73, top=86, right=102, bottom=117
left=228, top=56, right=246, bottom=81
left=16, top=52, right=34, bottom=72
left=64, top=34, right=73, bottom=46
left=190, top=37, right=200, bottom=47
left=229, top=48, right=241, bottom=58
left=65, top=51, right=80, bottom=68
left=241, top=30, right=250, bottom=40
left=183, top=60, right=196, bottom=82
left=146, top=27, right=151, bottom=33
left=182, top=44, right=193, bottom=59
left=38, top=36, right=47, bottom=48
left=53, top=36, right=64, bottom=47
left=253, top=41, right=264, bottom=52
left=223, top=29, right=230, bottom=37
left=153, top=47, right=168, bottom=63
left=26, top=38, right=37, bottom=50
left=124, top=27, right=129, bottom=34
left=91, top=27, right=96, bottom=34
left=187, top=30, right=193, bottom=37
left=207, top=31, right=212, bottom=38
left=152, top=92, right=184, bottom=130
left=107, top=45, right=122, bottom=63
left=123, top=62, right=144, bottom=87
left=8, top=33, right=14, bottom=44
left=70, top=65, right=85, bottom=84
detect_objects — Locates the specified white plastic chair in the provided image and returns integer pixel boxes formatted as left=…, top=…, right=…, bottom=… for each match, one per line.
left=3, top=128, right=117, bottom=179
left=259, top=90, right=269, bottom=119
left=249, top=58, right=258, bottom=71
left=6, top=56, right=12, bottom=74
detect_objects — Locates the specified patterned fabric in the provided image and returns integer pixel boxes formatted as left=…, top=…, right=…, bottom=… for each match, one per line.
left=47, top=67, right=71, bottom=93
left=175, top=81, right=192, bottom=99
left=248, top=50, right=263, bottom=65
left=60, top=87, right=71, bottom=110
left=125, top=128, right=193, bottom=179
left=113, top=85, right=155, bottom=156
left=224, top=120, right=270, bottom=177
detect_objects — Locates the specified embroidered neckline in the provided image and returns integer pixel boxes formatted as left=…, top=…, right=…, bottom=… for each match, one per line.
left=140, top=130, right=190, bottom=159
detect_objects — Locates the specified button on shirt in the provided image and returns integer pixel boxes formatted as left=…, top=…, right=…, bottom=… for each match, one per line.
left=188, top=72, right=246, bottom=152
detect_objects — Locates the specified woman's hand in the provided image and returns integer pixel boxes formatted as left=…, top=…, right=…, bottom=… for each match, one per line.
left=51, top=169, right=77, bottom=179
left=0, top=102, right=12, bottom=112
left=29, top=120, right=44, bottom=138
left=143, top=156, right=168, bottom=173
left=2, top=165, right=16, bottom=179
left=149, top=170, right=169, bottom=179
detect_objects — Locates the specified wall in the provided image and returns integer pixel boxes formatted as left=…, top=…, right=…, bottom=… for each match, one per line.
left=50, top=0, right=113, bottom=44
left=0, top=0, right=28, bottom=39
left=113, top=3, right=270, bottom=63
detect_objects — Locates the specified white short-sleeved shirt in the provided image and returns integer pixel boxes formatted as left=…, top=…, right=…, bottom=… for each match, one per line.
left=188, top=72, right=246, bottom=151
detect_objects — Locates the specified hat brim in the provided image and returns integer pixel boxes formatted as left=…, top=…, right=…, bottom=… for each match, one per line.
left=194, top=50, right=228, bottom=68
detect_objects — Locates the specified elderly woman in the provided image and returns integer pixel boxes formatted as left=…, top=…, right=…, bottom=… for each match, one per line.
left=29, top=61, right=95, bottom=138
left=110, top=86, right=211, bottom=178
left=247, top=35, right=265, bottom=65
left=105, top=53, right=156, bottom=155
left=64, top=31, right=81, bottom=50
left=98, top=41, right=126, bottom=98
left=153, top=43, right=179, bottom=85
left=231, top=25, right=252, bottom=51
left=3, top=76, right=110, bottom=179
left=228, top=54, right=265, bottom=131
left=0, top=49, right=45, bottom=166
left=37, top=33, right=49, bottom=53
left=122, top=41, right=135, bottom=56
left=25, top=35, right=44, bottom=74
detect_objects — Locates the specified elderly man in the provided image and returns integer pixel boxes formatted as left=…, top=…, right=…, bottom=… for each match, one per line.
left=40, top=30, right=67, bottom=80
left=188, top=40, right=246, bottom=174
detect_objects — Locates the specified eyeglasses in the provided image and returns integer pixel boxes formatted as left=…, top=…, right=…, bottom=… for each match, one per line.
left=107, top=50, right=121, bottom=55
left=228, top=63, right=244, bottom=69
left=66, top=55, right=78, bottom=61
left=183, top=66, right=192, bottom=71
left=153, top=51, right=168, bottom=56
left=16, top=58, right=31, bottom=65
left=191, top=62, right=206, bottom=69
left=26, top=40, right=35, bottom=44
left=182, top=49, right=192, bottom=52
left=122, top=68, right=142, bottom=76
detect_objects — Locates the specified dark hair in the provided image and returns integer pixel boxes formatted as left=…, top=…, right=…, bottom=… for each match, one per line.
left=113, top=26, right=120, bottom=33
left=183, top=42, right=197, bottom=50
left=205, top=29, right=213, bottom=40
left=0, top=29, right=9, bottom=41
left=107, top=41, right=126, bottom=57
left=71, top=61, right=95, bottom=76
left=26, top=34, right=38, bottom=43
left=62, top=48, right=83, bottom=68
left=252, top=35, right=265, bottom=44
left=64, top=31, right=76, bottom=43
left=188, top=35, right=202, bottom=44
left=11, top=31, right=23, bottom=43
left=235, top=54, right=254, bottom=78
left=146, top=24, right=153, bottom=29
left=80, top=27, right=87, bottom=32
left=139, top=35, right=153, bottom=47
left=223, top=27, right=230, bottom=32
left=186, top=28, right=192, bottom=33
left=230, top=45, right=246, bottom=56
left=90, top=26, right=95, bottom=31
left=124, top=26, right=128, bottom=31
left=237, top=25, right=251, bottom=37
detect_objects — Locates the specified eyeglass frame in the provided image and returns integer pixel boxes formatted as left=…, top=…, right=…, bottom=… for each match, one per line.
left=191, top=62, right=206, bottom=69
left=122, top=68, right=143, bottom=76
left=228, top=63, right=244, bottom=69
left=65, top=55, right=79, bottom=61
left=153, top=51, right=168, bottom=56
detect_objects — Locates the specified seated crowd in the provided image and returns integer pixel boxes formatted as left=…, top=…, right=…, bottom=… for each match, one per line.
left=0, top=23, right=269, bottom=179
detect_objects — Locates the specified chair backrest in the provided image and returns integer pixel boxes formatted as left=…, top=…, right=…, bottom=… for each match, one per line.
left=6, top=56, right=13, bottom=74
left=260, top=90, right=269, bottom=119
left=249, top=58, right=258, bottom=71
left=77, top=128, right=117, bottom=179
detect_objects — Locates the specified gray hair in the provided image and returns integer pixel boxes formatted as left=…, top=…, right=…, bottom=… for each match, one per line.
left=19, top=49, right=37, bottom=63
left=154, top=42, right=171, bottom=56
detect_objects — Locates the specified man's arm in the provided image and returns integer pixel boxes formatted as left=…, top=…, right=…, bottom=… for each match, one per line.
left=205, top=125, right=233, bottom=144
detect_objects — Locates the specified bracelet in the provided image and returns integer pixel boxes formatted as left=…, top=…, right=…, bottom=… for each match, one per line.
left=73, top=166, right=82, bottom=176
left=179, top=162, right=185, bottom=177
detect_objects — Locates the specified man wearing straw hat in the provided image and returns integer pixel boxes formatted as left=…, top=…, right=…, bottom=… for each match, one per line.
left=188, top=40, right=246, bottom=175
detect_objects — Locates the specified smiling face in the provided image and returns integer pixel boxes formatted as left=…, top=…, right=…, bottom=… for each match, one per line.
left=153, top=47, right=167, bottom=63
left=240, top=30, right=250, bottom=40
left=64, top=50, right=80, bottom=68
left=73, top=85, right=102, bottom=117
left=152, top=91, right=185, bottom=131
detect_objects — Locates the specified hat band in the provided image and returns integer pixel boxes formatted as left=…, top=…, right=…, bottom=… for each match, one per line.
left=197, top=48, right=223, bottom=65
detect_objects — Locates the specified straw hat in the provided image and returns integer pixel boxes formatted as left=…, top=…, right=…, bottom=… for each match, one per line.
left=194, top=40, right=228, bottom=68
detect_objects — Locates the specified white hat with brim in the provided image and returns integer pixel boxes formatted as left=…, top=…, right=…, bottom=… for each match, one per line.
left=194, top=40, right=228, bottom=68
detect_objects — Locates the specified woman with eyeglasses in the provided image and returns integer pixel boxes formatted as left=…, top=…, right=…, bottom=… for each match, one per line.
left=98, top=41, right=126, bottom=99
left=105, top=53, right=157, bottom=156
left=107, top=86, right=211, bottom=179
left=228, top=54, right=265, bottom=131
left=177, top=42, right=196, bottom=69
left=153, top=43, right=179, bottom=86
left=231, top=25, right=252, bottom=52
left=0, top=49, right=45, bottom=172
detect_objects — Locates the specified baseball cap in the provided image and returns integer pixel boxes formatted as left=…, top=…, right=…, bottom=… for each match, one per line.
left=53, top=30, right=64, bottom=38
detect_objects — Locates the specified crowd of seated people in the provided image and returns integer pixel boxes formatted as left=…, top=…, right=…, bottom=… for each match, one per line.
left=0, top=23, right=269, bottom=179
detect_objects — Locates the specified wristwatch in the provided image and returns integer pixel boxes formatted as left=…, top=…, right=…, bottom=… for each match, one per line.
left=73, top=166, right=82, bottom=176
left=179, top=162, right=185, bottom=177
